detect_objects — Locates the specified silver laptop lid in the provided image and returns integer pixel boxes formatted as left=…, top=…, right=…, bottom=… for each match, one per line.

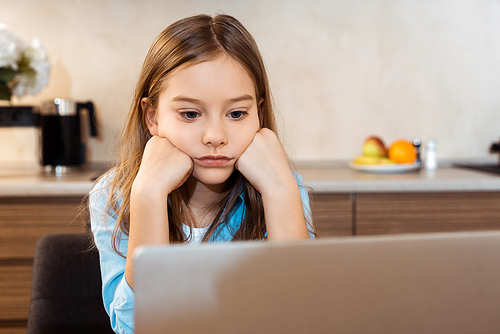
left=135, top=231, right=500, bottom=334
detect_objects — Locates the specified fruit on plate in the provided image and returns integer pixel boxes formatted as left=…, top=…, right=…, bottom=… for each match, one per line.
left=352, top=136, right=392, bottom=165
left=362, top=136, right=387, bottom=157
left=388, top=140, right=417, bottom=164
left=353, top=156, right=394, bottom=165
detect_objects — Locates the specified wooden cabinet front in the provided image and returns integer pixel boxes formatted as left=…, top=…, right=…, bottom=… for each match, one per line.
left=311, top=191, right=500, bottom=238
left=0, top=196, right=86, bottom=333
left=355, top=192, right=500, bottom=235
left=310, top=193, right=353, bottom=237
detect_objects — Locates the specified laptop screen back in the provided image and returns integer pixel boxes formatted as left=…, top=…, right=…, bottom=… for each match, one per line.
left=135, top=231, right=500, bottom=333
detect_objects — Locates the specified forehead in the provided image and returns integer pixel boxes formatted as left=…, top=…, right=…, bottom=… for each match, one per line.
left=161, top=55, right=257, bottom=101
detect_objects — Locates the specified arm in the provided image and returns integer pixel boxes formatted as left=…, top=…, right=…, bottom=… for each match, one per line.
left=126, top=136, right=192, bottom=289
left=90, top=138, right=191, bottom=333
left=90, top=175, right=135, bottom=334
left=236, top=128, right=309, bottom=240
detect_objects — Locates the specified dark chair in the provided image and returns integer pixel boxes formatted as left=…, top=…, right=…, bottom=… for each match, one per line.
left=27, top=233, right=114, bottom=334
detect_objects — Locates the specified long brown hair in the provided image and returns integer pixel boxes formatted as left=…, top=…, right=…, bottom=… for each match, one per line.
left=100, top=14, right=315, bottom=255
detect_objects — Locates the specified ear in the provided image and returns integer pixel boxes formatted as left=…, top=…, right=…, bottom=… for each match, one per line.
left=142, top=97, right=158, bottom=136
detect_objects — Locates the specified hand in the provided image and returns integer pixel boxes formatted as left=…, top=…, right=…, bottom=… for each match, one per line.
left=236, top=128, right=309, bottom=240
left=235, top=128, right=296, bottom=197
left=134, top=136, right=193, bottom=195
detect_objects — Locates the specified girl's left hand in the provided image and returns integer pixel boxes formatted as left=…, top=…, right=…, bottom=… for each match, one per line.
left=235, top=128, right=297, bottom=198
left=236, top=128, right=309, bottom=240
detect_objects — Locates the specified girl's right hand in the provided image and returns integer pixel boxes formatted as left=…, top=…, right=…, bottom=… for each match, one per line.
left=133, top=136, right=193, bottom=195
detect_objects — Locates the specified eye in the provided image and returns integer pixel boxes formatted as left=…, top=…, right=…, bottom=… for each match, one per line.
left=228, top=111, right=247, bottom=119
left=181, top=111, right=199, bottom=120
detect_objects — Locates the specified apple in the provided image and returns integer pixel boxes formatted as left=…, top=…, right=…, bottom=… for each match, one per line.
left=362, top=136, right=387, bottom=157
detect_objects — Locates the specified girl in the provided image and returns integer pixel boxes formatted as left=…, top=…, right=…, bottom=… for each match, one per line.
left=90, top=13, right=317, bottom=334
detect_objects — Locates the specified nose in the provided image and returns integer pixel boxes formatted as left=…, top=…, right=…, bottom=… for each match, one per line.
left=202, top=118, right=228, bottom=148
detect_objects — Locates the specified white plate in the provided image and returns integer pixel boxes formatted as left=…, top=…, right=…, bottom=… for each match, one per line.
left=349, top=162, right=420, bottom=173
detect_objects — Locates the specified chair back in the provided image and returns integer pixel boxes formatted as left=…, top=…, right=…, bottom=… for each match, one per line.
left=27, top=233, right=114, bottom=334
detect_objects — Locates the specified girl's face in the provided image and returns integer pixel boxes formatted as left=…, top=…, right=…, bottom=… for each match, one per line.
left=147, top=55, right=261, bottom=187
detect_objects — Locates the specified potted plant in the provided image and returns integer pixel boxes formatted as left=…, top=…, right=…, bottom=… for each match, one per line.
left=0, top=24, right=50, bottom=102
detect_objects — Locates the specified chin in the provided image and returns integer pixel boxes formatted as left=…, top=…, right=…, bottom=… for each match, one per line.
left=192, top=166, right=235, bottom=186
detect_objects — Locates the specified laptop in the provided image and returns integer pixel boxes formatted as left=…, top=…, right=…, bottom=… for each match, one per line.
left=134, top=231, right=500, bottom=333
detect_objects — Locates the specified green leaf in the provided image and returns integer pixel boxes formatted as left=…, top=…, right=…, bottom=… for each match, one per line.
left=0, top=68, right=18, bottom=83
left=18, top=54, right=35, bottom=75
left=0, top=83, right=12, bottom=101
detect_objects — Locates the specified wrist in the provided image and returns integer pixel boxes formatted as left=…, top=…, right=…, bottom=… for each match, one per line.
left=260, top=177, right=301, bottom=205
left=261, top=180, right=309, bottom=241
left=131, top=178, right=171, bottom=202
left=132, top=170, right=179, bottom=196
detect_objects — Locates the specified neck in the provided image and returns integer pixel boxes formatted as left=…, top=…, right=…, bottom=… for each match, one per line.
left=181, top=175, right=227, bottom=228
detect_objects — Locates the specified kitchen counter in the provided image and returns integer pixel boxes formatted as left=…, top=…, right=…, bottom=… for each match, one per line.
left=297, top=163, right=500, bottom=193
left=0, top=163, right=109, bottom=197
left=0, top=162, right=499, bottom=196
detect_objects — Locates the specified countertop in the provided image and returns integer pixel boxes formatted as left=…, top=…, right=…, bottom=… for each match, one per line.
left=297, top=165, right=500, bottom=193
left=0, top=162, right=499, bottom=197
left=0, top=163, right=109, bottom=197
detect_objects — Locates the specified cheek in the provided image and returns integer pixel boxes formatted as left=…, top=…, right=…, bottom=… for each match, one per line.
left=231, top=125, right=259, bottom=156
left=159, top=124, right=196, bottom=154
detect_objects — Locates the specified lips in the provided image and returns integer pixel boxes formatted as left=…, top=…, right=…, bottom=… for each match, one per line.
left=196, top=155, right=233, bottom=167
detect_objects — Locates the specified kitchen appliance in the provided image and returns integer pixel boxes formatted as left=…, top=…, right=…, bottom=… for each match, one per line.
left=454, top=138, right=500, bottom=175
left=39, top=98, right=97, bottom=169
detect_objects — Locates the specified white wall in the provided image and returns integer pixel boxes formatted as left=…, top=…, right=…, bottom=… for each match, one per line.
left=1, top=0, right=499, bottom=164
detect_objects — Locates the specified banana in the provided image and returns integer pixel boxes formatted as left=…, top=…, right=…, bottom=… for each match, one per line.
left=353, top=156, right=395, bottom=165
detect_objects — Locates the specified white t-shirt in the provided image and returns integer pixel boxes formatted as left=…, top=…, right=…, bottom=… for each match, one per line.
left=182, top=223, right=209, bottom=244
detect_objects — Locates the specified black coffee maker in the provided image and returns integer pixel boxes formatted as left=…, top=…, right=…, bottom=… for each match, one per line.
left=39, top=98, right=97, bottom=169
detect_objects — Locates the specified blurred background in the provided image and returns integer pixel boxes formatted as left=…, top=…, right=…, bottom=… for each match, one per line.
left=1, top=0, right=499, bottom=164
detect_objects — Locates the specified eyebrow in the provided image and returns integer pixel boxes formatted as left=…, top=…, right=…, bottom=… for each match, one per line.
left=171, top=94, right=254, bottom=104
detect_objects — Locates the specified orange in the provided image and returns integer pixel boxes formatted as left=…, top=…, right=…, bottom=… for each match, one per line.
left=388, top=140, right=416, bottom=164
